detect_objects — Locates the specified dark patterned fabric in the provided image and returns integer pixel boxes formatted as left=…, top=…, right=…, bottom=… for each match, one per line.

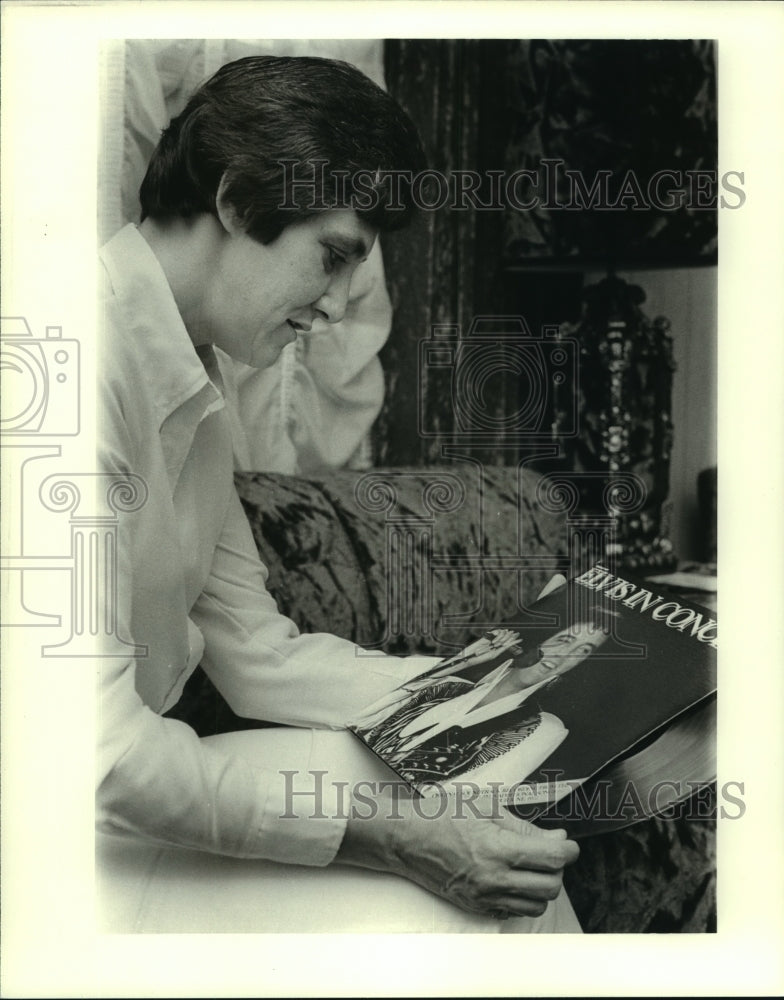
left=236, top=465, right=570, bottom=655
left=235, top=471, right=379, bottom=645
left=564, top=805, right=717, bottom=934
left=502, top=40, right=718, bottom=265
left=378, top=40, right=717, bottom=473
left=165, top=465, right=715, bottom=933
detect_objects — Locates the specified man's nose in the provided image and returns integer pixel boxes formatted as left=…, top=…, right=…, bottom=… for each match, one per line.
left=314, top=273, right=352, bottom=325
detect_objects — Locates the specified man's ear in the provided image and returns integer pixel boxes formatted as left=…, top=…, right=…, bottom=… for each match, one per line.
left=215, top=174, right=243, bottom=236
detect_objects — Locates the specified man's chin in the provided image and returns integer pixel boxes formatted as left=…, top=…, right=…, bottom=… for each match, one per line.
left=245, top=328, right=296, bottom=368
left=278, top=321, right=299, bottom=346
left=247, top=350, right=282, bottom=370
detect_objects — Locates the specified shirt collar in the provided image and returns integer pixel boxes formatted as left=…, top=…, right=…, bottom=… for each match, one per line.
left=99, top=223, right=223, bottom=428
left=100, top=223, right=226, bottom=490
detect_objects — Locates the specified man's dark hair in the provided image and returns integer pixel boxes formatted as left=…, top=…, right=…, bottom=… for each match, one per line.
left=139, top=55, right=427, bottom=242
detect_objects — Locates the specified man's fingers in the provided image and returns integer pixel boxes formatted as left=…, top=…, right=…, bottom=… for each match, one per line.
left=515, top=840, right=579, bottom=873
left=499, top=828, right=580, bottom=872
left=478, top=870, right=567, bottom=919
left=490, top=812, right=579, bottom=868
left=495, top=868, right=565, bottom=902
left=489, top=897, right=549, bottom=920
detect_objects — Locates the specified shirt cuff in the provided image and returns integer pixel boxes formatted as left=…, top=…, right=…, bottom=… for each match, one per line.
left=257, top=762, right=348, bottom=867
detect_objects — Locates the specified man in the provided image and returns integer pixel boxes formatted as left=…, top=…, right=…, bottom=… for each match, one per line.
left=97, top=55, right=580, bottom=932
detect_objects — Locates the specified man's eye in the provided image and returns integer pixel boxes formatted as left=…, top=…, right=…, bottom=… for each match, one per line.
left=324, top=246, right=346, bottom=273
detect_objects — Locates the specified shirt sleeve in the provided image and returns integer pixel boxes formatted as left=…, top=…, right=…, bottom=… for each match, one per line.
left=190, top=486, right=440, bottom=729
left=94, top=367, right=333, bottom=863
left=98, top=498, right=437, bottom=864
left=99, top=664, right=351, bottom=863
left=97, top=385, right=438, bottom=866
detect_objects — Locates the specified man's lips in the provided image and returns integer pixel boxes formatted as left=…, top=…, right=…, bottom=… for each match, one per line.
left=287, top=319, right=312, bottom=334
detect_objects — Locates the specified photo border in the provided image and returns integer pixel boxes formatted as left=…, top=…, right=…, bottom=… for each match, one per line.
left=2, top=1, right=782, bottom=996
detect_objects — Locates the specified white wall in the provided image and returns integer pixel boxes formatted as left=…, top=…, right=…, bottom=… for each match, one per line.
left=585, top=267, right=718, bottom=561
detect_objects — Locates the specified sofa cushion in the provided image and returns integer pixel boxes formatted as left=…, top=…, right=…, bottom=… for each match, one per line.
left=235, top=471, right=377, bottom=643
left=235, top=465, right=569, bottom=655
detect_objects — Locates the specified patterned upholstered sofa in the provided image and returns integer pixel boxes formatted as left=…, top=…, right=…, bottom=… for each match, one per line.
left=167, top=464, right=716, bottom=933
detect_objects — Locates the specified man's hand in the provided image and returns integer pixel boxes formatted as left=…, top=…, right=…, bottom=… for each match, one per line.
left=336, top=786, right=579, bottom=919
left=338, top=572, right=578, bottom=919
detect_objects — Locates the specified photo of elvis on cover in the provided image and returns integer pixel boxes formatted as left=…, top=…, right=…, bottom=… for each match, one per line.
left=351, top=621, right=611, bottom=792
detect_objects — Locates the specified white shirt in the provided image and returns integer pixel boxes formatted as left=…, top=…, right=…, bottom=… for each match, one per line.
left=96, top=224, right=435, bottom=864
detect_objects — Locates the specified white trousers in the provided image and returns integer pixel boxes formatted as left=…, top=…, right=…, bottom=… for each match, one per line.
left=97, top=727, right=582, bottom=934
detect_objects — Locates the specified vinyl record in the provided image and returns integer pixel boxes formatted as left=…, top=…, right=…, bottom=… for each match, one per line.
left=538, top=696, right=717, bottom=836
